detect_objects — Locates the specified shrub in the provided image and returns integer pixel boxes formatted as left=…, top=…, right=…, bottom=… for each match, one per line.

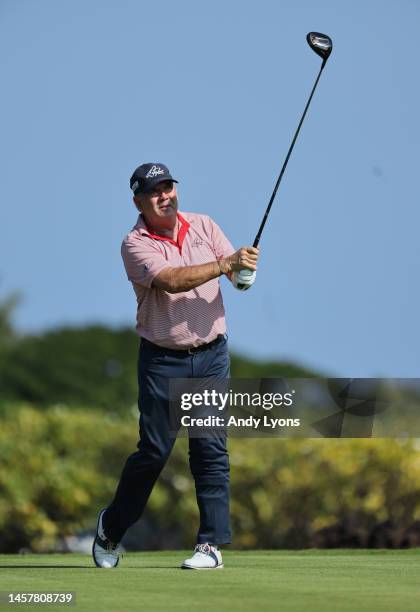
left=1, top=404, right=420, bottom=551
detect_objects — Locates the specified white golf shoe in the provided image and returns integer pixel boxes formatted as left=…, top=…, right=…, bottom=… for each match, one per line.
left=181, top=543, right=223, bottom=570
left=92, top=509, right=122, bottom=568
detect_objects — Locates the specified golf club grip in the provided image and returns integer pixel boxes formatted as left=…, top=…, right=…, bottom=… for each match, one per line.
left=234, top=268, right=255, bottom=291
left=252, top=59, right=327, bottom=248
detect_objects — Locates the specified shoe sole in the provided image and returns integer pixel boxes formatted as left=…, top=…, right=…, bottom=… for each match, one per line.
left=181, top=563, right=224, bottom=570
left=92, top=508, right=120, bottom=569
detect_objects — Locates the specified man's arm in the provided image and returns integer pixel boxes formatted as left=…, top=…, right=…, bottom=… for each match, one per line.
left=152, top=247, right=259, bottom=293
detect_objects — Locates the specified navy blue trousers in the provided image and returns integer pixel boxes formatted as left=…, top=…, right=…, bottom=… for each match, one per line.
left=104, top=336, right=231, bottom=546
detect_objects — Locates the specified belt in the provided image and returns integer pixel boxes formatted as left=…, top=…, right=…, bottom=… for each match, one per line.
left=141, top=334, right=225, bottom=356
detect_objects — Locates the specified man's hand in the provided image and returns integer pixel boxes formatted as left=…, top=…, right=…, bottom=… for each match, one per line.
left=218, top=247, right=259, bottom=275
left=231, top=269, right=256, bottom=291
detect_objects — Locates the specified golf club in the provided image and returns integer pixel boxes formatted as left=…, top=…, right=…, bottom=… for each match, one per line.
left=234, top=31, right=333, bottom=290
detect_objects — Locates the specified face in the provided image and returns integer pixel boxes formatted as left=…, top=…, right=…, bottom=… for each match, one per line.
left=134, top=181, right=178, bottom=227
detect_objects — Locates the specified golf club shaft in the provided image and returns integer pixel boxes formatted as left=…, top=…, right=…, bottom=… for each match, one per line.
left=253, top=58, right=327, bottom=248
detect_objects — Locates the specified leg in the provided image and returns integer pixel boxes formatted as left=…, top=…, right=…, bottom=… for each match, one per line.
left=189, top=337, right=231, bottom=545
left=189, top=434, right=231, bottom=545
left=103, top=344, right=187, bottom=543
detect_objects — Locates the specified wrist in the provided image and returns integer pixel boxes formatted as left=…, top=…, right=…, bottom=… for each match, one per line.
left=217, top=259, right=225, bottom=275
left=217, top=258, right=231, bottom=275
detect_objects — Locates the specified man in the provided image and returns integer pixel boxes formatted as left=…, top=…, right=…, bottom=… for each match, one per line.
left=93, top=163, right=259, bottom=569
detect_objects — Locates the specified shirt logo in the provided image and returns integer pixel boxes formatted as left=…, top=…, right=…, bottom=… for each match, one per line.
left=146, top=165, right=165, bottom=179
left=191, top=237, right=204, bottom=247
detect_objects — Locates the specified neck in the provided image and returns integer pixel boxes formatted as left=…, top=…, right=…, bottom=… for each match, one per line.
left=143, top=214, right=178, bottom=240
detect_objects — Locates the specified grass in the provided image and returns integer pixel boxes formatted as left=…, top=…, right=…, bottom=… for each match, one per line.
left=0, top=550, right=419, bottom=611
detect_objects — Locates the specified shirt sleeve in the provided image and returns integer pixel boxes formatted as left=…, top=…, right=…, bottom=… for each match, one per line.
left=121, top=234, right=170, bottom=289
left=208, top=217, right=235, bottom=259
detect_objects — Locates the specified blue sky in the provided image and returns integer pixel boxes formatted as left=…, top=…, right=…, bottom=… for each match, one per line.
left=1, top=0, right=419, bottom=376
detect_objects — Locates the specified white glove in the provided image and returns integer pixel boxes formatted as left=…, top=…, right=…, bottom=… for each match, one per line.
left=231, top=269, right=256, bottom=291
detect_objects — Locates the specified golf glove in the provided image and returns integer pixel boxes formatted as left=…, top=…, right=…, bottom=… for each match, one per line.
left=232, top=269, right=256, bottom=291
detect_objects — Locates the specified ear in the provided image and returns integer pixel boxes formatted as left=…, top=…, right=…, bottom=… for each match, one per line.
left=133, top=195, right=142, bottom=212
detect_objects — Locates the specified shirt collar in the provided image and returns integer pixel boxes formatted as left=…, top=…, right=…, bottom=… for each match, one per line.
left=137, top=212, right=191, bottom=252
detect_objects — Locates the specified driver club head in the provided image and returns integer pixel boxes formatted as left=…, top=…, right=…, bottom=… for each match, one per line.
left=306, top=32, right=333, bottom=61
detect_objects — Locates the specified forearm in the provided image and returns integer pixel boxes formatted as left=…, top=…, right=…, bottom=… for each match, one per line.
left=152, top=246, right=258, bottom=293
left=153, top=261, right=223, bottom=293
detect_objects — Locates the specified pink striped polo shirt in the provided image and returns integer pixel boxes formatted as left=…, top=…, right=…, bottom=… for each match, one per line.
left=121, top=211, right=235, bottom=349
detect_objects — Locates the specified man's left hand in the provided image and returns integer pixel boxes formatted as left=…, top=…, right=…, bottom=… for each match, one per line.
left=231, top=269, right=257, bottom=291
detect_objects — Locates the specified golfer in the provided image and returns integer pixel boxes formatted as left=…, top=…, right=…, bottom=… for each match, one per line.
left=93, top=163, right=259, bottom=569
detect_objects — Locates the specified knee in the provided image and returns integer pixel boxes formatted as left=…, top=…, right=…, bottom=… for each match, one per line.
left=127, top=443, right=171, bottom=472
left=149, top=448, right=171, bottom=471
left=189, top=445, right=230, bottom=478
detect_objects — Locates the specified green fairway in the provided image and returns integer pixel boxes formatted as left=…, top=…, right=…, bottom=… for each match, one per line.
left=0, top=550, right=419, bottom=611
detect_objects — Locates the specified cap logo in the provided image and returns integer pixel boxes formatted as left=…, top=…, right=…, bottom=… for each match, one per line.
left=146, top=165, right=165, bottom=179
left=131, top=181, right=139, bottom=192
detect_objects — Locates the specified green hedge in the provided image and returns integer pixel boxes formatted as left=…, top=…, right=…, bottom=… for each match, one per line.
left=1, top=404, right=420, bottom=552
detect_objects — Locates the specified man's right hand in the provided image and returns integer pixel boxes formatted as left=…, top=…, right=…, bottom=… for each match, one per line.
left=218, top=247, right=259, bottom=275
